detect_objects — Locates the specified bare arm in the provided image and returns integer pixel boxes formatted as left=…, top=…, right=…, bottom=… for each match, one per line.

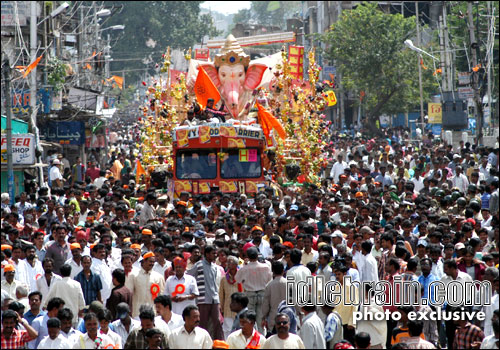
left=18, top=315, right=38, bottom=340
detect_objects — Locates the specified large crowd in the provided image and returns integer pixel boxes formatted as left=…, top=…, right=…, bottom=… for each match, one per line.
left=1, top=125, right=499, bottom=349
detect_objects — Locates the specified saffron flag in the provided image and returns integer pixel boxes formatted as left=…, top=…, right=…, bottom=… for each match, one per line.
left=23, top=55, right=43, bottom=78
left=194, top=66, right=220, bottom=108
left=256, top=103, right=286, bottom=140
left=136, top=160, right=146, bottom=183
left=111, top=75, right=123, bottom=89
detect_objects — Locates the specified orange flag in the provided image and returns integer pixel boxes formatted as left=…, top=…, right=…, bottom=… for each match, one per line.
left=194, top=66, right=220, bottom=108
left=112, top=75, right=123, bottom=89
left=23, top=55, right=43, bottom=78
left=256, top=103, right=286, bottom=140
left=136, top=159, right=146, bottom=183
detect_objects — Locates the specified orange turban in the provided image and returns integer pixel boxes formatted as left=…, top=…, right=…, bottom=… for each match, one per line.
left=130, top=244, right=141, bottom=250
left=251, top=226, right=263, bottom=232
left=173, top=257, right=187, bottom=268
left=142, top=229, right=152, bottom=235
left=4, top=264, right=15, bottom=272
left=143, top=252, right=155, bottom=259
left=355, top=192, right=363, bottom=198
left=1, top=245, right=13, bottom=251
left=212, top=340, right=229, bottom=349
left=70, top=243, right=81, bottom=250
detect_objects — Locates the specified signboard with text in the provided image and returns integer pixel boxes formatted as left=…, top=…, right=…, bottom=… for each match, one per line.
left=458, top=87, right=474, bottom=100
left=1, top=133, right=35, bottom=165
left=428, top=103, right=442, bottom=124
left=43, top=121, right=86, bottom=145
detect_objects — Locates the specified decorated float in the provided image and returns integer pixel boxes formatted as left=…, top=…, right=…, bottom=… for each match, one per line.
left=136, top=33, right=336, bottom=197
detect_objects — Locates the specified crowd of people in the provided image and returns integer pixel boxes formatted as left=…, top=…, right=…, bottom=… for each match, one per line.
left=1, top=125, right=499, bottom=349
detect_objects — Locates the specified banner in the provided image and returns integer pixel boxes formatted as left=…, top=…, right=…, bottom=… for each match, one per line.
left=195, top=48, right=209, bottom=61
left=428, top=103, right=442, bottom=124
left=288, top=46, right=304, bottom=80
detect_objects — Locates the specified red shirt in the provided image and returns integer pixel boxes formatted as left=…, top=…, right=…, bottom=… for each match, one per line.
left=86, top=167, right=100, bottom=181
left=1, top=329, right=31, bottom=349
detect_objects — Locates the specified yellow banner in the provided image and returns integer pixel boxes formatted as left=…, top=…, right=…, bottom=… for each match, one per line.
left=428, top=103, right=442, bottom=124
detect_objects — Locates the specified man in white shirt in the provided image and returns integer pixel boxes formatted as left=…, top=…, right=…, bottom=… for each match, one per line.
left=262, top=313, right=305, bottom=349
left=168, top=305, right=213, bottom=349
left=16, top=246, right=44, bottom=293
left=227, top=310, right=264, bottom=349
left=298, top=305, right=326, bottom=349
left=36, top=258, right=62, bottom=299
left=58, top=308, right=83, bottom=348
left=251, top=226, right=273, bottom=259
left=37, top=317, right=72, bottom=349
left=154, top=294, right=185, bottom=333
left=42, top=264, right=85, bottom=326
left=451, top=166, right=469, bottom=193
left=109, top=303, right=141, bottom=346
left=360, top=240, right=379, bottom=283
left=90, top=243, right=113, bottom=304
left=164, top=257, right=198, bottom=315
left=235, top=247, right=272, bottom=334
left=330, top=154, right=347, bottom=183
left=65, top=243, right=83, bottom=279
left=73, top=313, right=113, bottom=349
left=440, top=259, right=474, bottom=349
left=49, top=159, right=63, bottom=188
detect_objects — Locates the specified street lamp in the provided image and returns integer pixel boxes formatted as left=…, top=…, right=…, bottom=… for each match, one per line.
left=404, top=39, right=438, bottom=61
left=100, top=25, right=125, bottom=31
left=37, top=2, right=70, bottom=25
left=96, top=9, right=111, bottom=17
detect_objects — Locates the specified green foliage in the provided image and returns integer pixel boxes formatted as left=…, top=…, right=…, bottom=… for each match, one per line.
left=232, top=1, right=300, bottom=28
left=319, top=2, right=437, bottom=125
left=47, top=57, right=67, bottom=92
left=104, top=1, right=221, bottom=84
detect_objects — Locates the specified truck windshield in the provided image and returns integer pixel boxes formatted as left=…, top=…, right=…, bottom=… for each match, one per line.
left=176, top=150, right=217, bottom=179
left=221, top=149, right=261, bottom=179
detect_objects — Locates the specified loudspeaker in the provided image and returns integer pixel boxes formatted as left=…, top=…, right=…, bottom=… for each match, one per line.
left=441, top=91, right=468, bottom=129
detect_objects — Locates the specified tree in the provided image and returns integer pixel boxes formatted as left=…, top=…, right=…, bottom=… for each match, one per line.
left=104, top=2, right=220, bottom=84
left=232, top=1, right=300, bottom=28
left=319, top=2, right=437, bottom=134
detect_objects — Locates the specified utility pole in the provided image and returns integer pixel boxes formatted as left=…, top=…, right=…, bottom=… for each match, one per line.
left=438, top=14, right=447, bottom=92
left=442, top=5, right=453, bottom=93
left=416, top=1, right=425, bottom=128
left=2, top=57, right=15, bottom=205
left=30, top=1, right=44, bottom=187
left=467, top=2, right=483, bottom=145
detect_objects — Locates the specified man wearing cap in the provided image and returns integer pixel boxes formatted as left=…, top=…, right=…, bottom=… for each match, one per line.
left=49, top=159, right=63, bottom=189
left=65, top=243, right=83, bottom=279
left=251, top=226, right=272, bottom=259
left=165, top=257, right=199, bottom=315
left=109, top=303, right=140, bottom=346
left=139, top=193, right=158, bottom=227
left=1, top=264, right=27, bottom=299
left=128, top=252, right=165, bottom=318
